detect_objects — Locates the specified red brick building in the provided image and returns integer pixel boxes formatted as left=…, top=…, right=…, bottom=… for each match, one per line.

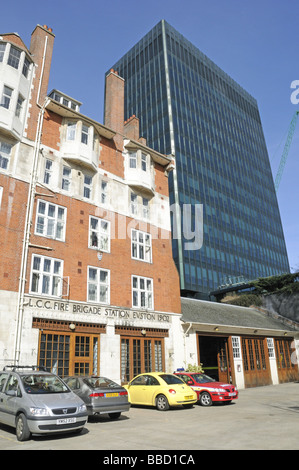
left=0, top=25, right=182, bottom=383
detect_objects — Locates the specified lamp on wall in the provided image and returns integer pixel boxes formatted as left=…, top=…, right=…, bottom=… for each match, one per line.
left=69, top=323, right=76, bottom=331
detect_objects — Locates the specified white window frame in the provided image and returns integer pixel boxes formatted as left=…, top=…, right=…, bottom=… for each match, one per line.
left=130, top=192, right=137, bottom=215
left=43, top=159, right=53, bottom=185
left=100, top=179, right=108, bottom=205
left=30, top=254, right=63, bottom=298
left=0, top=43, right=6, bottom=62
left=129, top=151, right=137, bottom=169
left=7, top=45, right=21, bottom=69
left=131, top=229, right=152, bottom=263
left=1, top=85, right=13, bottom=110
left=62, top=165, right=71, bottom=191
left=132, top=275, right=154, bottom=310
left=81, top=124, right=89, bottom=145
left=141, top=153, right=147, bottom=171
left=83, top=174, right=92, bottom=199
left=0, top=186, right=3, bottom=208
left=89, top=216, right=110, bottom=252
left=232, top=336, right=241, bottom=359
left=66, top=122, right=76, bottom=141
left=0, top=142, right=12, bottom=170
left=15, top=94, right=25, bottom=119
left=35, top=199, right=66, bottom=241
left=87, top=266, right=110, bottom=304
left=267, top=338, right=276, bottom=359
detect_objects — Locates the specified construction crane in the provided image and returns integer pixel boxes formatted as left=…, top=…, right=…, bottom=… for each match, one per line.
left=274, top=110, right=299, bottom=191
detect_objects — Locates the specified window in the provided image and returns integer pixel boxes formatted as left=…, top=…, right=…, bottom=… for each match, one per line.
left=67, top=122, right=76, bottom=141
left=81, top=124, right=89, bottom=145
left=267, top=338, right=275, bottom=359
left=1, top=86, right=13, bottom=109
left=130, top=192, right=137, bottom=215
left=129, top=151, right=137, bottom=168
left=142, top=197, right=149, bottom=219
left=100, top=180, right=108, bottom=204
left=22, top=57, right=30, bottom=78
left=15, top=94, right=24, bottom=118
left=83, top=175, right=92, bottom=198
left=132, top=229, right=152, bottom=262
left=7, top=46, right=21, bottom=69
left=30, top=255, right=63, bottom=297
left=0, top=43, right=6, bottom=62
left=141, top=153, right=147, bottom=171
left=35, top=200, right=66, bottom=241
left=0, top=187, right=3, bottom=208
left=88, top=267, right=110, bottom=304
left=232, top=336, right=241, bottom=359
left=62, top=166, right=71, bottom=191
left=89, top=216, right=110, bottom=252
left=0, top=142, right=12, bottom=170
left=132, top=275, right=153, bottom=309
left=43, top=159, right=53, bottom=184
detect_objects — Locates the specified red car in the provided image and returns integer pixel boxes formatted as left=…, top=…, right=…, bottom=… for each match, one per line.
left=174, top=371, right=238, bottom=406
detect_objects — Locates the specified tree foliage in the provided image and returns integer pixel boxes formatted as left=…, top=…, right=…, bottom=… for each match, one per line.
left=249, top=272, right=299, bottom=295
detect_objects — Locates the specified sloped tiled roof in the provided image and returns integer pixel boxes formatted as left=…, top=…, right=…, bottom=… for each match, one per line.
left=181, top=297, right=297, bottom=333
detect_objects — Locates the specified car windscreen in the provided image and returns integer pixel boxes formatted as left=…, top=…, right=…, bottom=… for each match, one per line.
left=21, top=374, right=70, bottom=394
left=84, top=377, right=120, bottom=389
left=191, top=374, right=215, bottom=383
left=160, top=374, right=184, bottom=385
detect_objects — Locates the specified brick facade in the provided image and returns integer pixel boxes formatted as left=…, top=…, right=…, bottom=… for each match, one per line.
left=0, top=24, right=182, bottom=381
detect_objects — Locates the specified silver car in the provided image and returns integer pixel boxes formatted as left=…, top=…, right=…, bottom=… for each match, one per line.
left=64, top=376, right=130, bottom=419
left=0, top=366, right=88, bottom=441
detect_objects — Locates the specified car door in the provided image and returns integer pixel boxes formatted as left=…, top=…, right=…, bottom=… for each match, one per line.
left=142, top=375, right=161, bottom=406
left=0, top=372, right=9, bottom=425
left=127, top=375, right=149, bottom=404
left=2, top=374, right=22, bottom=427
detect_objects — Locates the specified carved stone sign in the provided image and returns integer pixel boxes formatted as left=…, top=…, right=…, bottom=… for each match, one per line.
left=25, top=296, right=170, bottom=323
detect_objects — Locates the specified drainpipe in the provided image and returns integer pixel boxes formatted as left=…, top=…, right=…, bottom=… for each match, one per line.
left=183, top=322, right=193, bottom=366
left=13, top=97, right=50, bottom=365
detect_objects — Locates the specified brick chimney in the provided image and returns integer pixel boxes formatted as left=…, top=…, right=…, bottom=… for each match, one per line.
left=124, top=115, right=139, bottom=141
left=26, top=24, right=55, bottom=140
left=104, top=69, right=125, bottom=136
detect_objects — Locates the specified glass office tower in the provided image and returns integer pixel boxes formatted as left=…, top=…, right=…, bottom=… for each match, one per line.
left=108, top=20, right=290, bottom=298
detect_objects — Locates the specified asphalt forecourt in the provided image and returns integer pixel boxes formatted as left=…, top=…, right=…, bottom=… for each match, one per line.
left=0, top=382, right=299, bottom=454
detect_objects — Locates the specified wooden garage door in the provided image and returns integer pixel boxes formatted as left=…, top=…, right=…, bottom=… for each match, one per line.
left=275, top=338, right=299, bottom=383
left=241, top=337, right=272, bottom=388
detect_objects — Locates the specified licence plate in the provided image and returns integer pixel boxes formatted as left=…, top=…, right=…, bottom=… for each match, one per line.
left=229, top=392, right=236, bottom=396
left=184, top=395, right=194, bottom=400
left=57, top=418, right=76, bottom=425
left=105, top=393, right=119, bottom=397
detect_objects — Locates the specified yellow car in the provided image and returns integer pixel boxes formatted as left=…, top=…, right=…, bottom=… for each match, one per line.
left=124, top=372, right=197, bottom=411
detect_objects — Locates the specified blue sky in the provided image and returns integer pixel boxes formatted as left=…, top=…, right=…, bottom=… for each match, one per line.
left=2, top=0, right=299, bottom=271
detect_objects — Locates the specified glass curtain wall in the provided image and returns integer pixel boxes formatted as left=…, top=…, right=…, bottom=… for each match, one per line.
left=108, top=20, right=290, bottom=298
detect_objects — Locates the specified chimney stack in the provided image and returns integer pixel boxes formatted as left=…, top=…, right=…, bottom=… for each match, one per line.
left=104, top=69, right=125, bottom=136
left=26, top=24, right=55, bottom=140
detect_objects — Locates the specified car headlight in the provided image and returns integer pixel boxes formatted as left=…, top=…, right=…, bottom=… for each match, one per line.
left=29, top=407, right=50, bottom=416
left=79, top=403, right=87, bottom=413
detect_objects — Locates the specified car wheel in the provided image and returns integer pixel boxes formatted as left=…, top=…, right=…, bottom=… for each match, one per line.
left=16, top=413, right=31, bottom=441
left=108, top=412, right=121, bottom=420
left=199, top=391, right=212, bottom=406
left=156, top=394, right=170, bottom=411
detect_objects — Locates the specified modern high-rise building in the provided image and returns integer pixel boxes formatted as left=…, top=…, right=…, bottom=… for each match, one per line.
left=108, top=19, right=290, bottom=299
